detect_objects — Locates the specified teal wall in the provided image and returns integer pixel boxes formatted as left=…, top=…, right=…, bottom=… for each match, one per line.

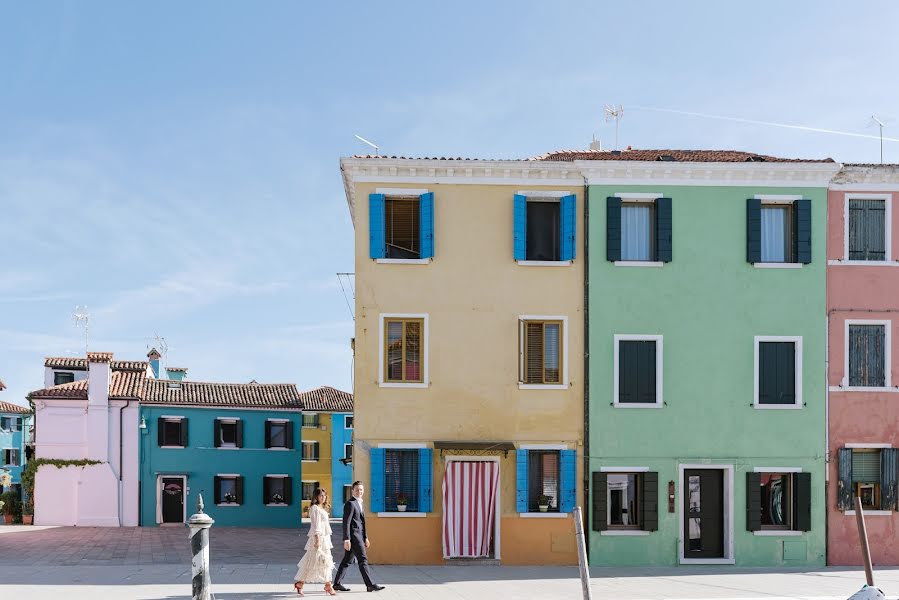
left=0, top=413, right=30, bottom=488
left=588, top=185, right=827, bottom=567
left=139, top=406, right=302, bottom=528
left=331, top=412, right=353, bottom=518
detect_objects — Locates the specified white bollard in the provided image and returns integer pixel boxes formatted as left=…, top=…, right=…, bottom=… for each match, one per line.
left=187, top=494, right=215, bottom=600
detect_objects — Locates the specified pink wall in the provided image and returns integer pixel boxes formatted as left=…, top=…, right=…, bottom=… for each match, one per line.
left=827, top=187, right=899, bottom=565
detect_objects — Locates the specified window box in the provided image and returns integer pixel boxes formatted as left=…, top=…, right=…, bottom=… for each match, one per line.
left=754, top=336, right=803, bottom=409
left=613, top=335, right=663, bottom=408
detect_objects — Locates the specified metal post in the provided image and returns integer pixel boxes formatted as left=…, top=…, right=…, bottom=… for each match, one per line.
left=573, top=506, right=593, bottom=600
left=187, top=494, right=215, bottom=600
left=854, top=496, right=875, bottom=587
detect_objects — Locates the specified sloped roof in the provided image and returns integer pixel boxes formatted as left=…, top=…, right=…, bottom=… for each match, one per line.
left=142, top=379, right=303, bottom=409
left=531, top=149, right=836, bottom=163
left=299, top=386, right=353, bottom=413
left=29, top=370, right=147, bottom=400
left=44, top=357, right=150, bottom=372
left=0, top=400, right=29, bottom=414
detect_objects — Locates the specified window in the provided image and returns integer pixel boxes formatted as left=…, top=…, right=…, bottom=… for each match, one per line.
left=520, top=319, right=563, bottom=385
left=526, top=200, right=561, bottom=261
left=159, top=418, right=186, bottom=447
left=853, top=450, right=882, bottom=510
left=528, top=450, right=560, bottom=512
left=369, top=191, right=433, bottom=261
left=849, top=323, right=888, bottom=388
left=385, top=449, right=419, bottom=512
left=345, top=415, right=354, bottom=429
left=607, top=196, right=672, bottom=264
left=302, top=413, right=320, bottom=428
left=215, top=475, right=242, bottom=505
left=0, top=417, right=17, bottom=432
left=614, top=335, right=663, bottom=407
left=302, top=441, right=320, bottom=462
left=344, top=484, right=353, bottom=503
left=2, top=449, right=20, bottom=467
left=266, top=421, right=290, bottom=449
left=760, top=205, right=792, bottom=263
left=384, top=318, right=423, bottom=383
left=621, top=202, right=654, bottom=261
left=54, top=371, right=75, bottom=385
left=302, top=481, right=320, bottom=501
left=344, top=444, right=353, bottom=460
left=607, top=473, right=642, bottom=529
left=514, top=193, right=576, bottom=263
left=849, top=198, right=887, bottom=261
left=759, top=473, right=793, bottom=529
left=263, top=476, right=291, bottom=505
left=755, top=337, right=801, bottom=407
left=216, top=419, right=239, bottom=448
left=385, top=197, right=420, bottom=259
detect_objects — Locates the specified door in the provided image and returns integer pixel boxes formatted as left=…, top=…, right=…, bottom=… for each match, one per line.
left=683, top=469, right=724, bottom=559
left=442, top=460, right=499, bottom=559
left=161, top=478, right=184, bottom=523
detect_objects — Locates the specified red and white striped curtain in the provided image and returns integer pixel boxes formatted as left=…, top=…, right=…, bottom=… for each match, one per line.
left=442, top=460, right=499, bottom=558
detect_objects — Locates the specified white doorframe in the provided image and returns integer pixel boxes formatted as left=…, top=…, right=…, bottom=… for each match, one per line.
left=444, top=455, right=502, bottom=560
left=156, top=475, right=187, bottom=524
left=678, top=464, right=735, bottom=565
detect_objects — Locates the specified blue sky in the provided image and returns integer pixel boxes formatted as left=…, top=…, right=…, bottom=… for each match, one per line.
left=2, top=2, right=898, bottom=407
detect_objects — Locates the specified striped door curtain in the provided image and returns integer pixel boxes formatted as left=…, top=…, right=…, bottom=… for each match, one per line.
left=442, top=461, right=499, bottom=559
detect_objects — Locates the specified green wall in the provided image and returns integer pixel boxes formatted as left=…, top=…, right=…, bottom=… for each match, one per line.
left=588, top=185, right=827, bottom=566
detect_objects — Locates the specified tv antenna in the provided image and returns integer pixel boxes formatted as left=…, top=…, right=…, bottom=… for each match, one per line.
left=604, top=105, right=624, bottom=150
left=871, top=115, right=886, bottom=164
left=72, top=306, right=90, bottom=353
left=354, top=134, right=380, bottom=155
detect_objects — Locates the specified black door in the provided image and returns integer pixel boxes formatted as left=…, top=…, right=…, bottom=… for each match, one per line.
left=683, top=469, right=724, bottom=559
left=162, top=478, right=184, bottom=523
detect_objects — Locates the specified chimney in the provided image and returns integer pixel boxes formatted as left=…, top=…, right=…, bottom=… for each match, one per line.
left=147, top=348, right=161, bottom=379
left=86, top=351, right=112, bottom=461
left=165, top=367, right=188, bottom=382
left=589, top=136, right=603, bottom=152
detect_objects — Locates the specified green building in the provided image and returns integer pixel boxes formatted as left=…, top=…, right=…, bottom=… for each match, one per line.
left=579, top=150, right=840, bottom=566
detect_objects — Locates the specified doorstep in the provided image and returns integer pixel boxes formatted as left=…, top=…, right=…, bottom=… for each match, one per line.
left=443, top=558, right=500, bottom=567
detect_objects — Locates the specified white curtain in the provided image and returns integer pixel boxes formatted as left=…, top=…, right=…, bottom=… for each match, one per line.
left=761, top=207, right=787, bottom=262
left=621, top=205, right=652, bottom=261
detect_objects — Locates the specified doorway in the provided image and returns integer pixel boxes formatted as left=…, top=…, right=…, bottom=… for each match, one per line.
left=679, top=465, right=733, bottom=564
left=161, top=477, right=185, bottom=523
left=442, top=457, right=500, bottom=560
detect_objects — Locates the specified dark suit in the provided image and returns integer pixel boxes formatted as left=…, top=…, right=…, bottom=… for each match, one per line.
left=333, top=497, right=375, bottom=588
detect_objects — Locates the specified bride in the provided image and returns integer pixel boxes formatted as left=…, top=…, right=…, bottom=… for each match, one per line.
left=294, top=488, right=337, bottom=596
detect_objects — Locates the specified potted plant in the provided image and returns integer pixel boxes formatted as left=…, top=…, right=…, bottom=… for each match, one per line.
left=0, top=492, right=18, bottom=524
left=396, top=493, right=408, bottom=512
left=22, top=496, right=33, bottom=525
left=271, top=493, right=284, bottom=505
left=537, top=495, right=553, bottom=513
left=223, top=492, right=238, bottom=504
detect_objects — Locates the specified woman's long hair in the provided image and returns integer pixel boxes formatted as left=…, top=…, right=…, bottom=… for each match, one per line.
left=311, top=487, right=331, bottom=511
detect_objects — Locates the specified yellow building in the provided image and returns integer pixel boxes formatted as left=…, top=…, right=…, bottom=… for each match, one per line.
left=340, top=155, right=584, bottom=565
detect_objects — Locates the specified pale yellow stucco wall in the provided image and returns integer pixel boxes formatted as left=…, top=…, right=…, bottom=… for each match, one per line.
left=301, top=412, right=332, bottom=516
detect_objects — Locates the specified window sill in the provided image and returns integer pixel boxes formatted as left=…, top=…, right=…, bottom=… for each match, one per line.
left=613, top=261, right=663, bottom=268
left=379, top=382, right=428, bottom=389
left=377, top=512, right=427, bottom=518
left=612, top=402, right=663, bottom=409
left=516, top=260, right=572, bottom=267
left=600, top=530, right=650, bottom=536
left=216, top=446, right=240, bottom=450
left=267, top=447, right=291, bottom=451
left=844, top=510, right=893, bottom=516
left=301, top=460, right=319, bottom=463
left=520, top=512, right=568, bottom=519
left=519, top=383, right=568, bottom=390
left=375, top=258, right=430, bottom=265
left=160, top=445, right=186, bottom=449
left=217, top=503, right=240, bottom=507
left=265, top=503, right=289, bottom=507
left=753, top=530, right=803, bottom=536
left=753, top=404, right=803, bottom=410
left=828, top=260, right=899, bottom=267
left=753, top=263, right=804, bottom=269
left=830, top=386, right=899, bottom=393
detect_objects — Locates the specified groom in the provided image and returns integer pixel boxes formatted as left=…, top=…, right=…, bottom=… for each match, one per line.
left=333, top=481, right=385, bottom=593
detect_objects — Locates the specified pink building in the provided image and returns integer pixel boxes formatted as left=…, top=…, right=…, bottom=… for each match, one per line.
left=827, top=164, right=899, bottom=565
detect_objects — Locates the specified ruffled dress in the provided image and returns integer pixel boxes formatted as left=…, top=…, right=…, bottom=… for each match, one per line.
left=294, top=504, right=335, bottom=583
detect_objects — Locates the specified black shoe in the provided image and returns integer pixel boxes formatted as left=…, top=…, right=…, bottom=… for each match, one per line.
left=333, top=584, right=351, bottom=592
left=367, top=585, right=385, bottom=592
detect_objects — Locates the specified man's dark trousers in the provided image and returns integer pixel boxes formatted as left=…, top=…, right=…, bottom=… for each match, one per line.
left=334, top=497, right=375, bottom=588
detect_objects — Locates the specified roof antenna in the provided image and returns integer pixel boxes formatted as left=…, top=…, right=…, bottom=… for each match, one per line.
left=72, top=306, right=90, bottom=353
left=354, top=134, right=380, bottom=155
left=871, top=115, right=886, bottom=164
left=604, top=104, right=624, bottom=150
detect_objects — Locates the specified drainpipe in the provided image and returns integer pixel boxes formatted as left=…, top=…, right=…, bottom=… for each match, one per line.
left=582, top=178, right=591, bottom=562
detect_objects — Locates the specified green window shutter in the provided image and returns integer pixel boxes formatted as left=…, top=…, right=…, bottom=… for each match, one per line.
left=157, top=418, right=165, bottom=446
left=263, top=477, right=270, bottom=504
left=759, top=343, right=775, bottom=405
left=794, top=472, right=812, bottom=531
left=641, top=472, right=659, bottom=531
left=746, top=471, right=761, bottom=531
left=881, top=448, right=899, bottom=511
left=285, top=422, right=294, bottom=449
left=214, top=476, right=222, bottom=504
left=264, top=421, right=272, bottom=449
left=837, top=447, right=853, bottom=510
left=777, top=342, right=796, bottom=405
left=214, top=419, right=221, bottom=448
left=284, top=476, right=293, bottom=505
left=592, top=472, right=608, bottom=531
left=606, top=197, right=622, bottom=261
left=235, top=420, right=244, bottom=448
left=639, top=341, right=657, bottom=404
left=793, top=199, right=812, bottom=264
left=235, top=476, right=244, bottom=505
left=180, top=418, right=188, bottom=447
left=746, top=198, right=761, bottom=263
left=655, top=197, right=672, bottom=262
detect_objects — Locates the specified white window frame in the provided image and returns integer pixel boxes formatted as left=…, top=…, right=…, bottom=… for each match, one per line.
left=378, top=313, right=429, bottom=388
left=753, top=336, right=803, bottom=409
left=217, top=418, right=239, bottom=449
left=750, top=467, right=803, bottom=536
left=515, top=190, right=574, bottom=267
left=344, top=415, right=354, bottom=429
left=614, top=192, right=664, bottom=267
left=160, top=416, right=186, bottom=449
left=344, top=443, right=353, bottom=460
left=374, top=188, right=432, bottom=265
left=842, top=446, right=893, bottom=515
left=678, top=463, right=735, bottom=565
left=518, top=315, right=569, bottom=390
left=843, top=319, right=892, bottom=391
left=601, top=469, right=651, bottom=535
left=842, top=193, right=893, bottom=264
left=216, top=474, right=240, bottom=507
left=301, top=440, right=319, bottom=463
left=155, top=474, right=188, bottom=524
left=753, top=194, right=803, bottom=268
left=264, top=474, right=289, bottom=506
left=265, top=418, right=290, bottom=450
left=2, top=448, right=19, bottom=467
left=613, top=334, right=663, bottom=408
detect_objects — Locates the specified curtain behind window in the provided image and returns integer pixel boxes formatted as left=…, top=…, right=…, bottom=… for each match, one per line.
left=621, top=205, right=652, bottom=261
left=761, top=207, right=788, bottom=262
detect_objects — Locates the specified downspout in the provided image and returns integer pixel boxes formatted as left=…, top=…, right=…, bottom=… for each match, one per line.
left=824, top=311, right=830, bottom=564
left=582, top=176, right=590, bottom=562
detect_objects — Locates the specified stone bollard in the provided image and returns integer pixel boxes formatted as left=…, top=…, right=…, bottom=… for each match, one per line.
left=187, top=494, right=215, bottom=600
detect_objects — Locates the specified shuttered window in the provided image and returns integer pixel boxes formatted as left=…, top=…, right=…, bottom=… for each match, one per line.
left=528, top=450, right=560, bottom=512
left=526, top=201, right=561, bottom=261
left=853, top=449, right=883, bottom=510
left=758, top=341, right=797, bottom=405
left=759, top=472, right=793, bottom=529
left=3, top=449, right=20, bottom=467
left=384, top=318, right=423, bottom=383
left=849, top=324, right=886, bottom=387
left=521, top=320, right=563, bottom=384
left=385, top=197, right=420, bottom=259
left=216, top=476, right=242, bottom=505
left=302, top=481, right=320, bottom=501
left=385, top=449, right=419, bottom=512
left=264, top=476, right=290, bottom=505
left=159, top=418, right=186, bottom=447
left=849, top=199, right=886, bottom=261
left=621, top=203, right=654, bottom=261
left=617, top=339, right=659, bottom=405
left=607, top=473, right=642, bottom=529
left=302, top=441, right=320, bottom=461
left=302, top=413, right=320, bottom=428
left=761, top=205, right=792, bottom=263
left=266, top=421, right=290, bottom=449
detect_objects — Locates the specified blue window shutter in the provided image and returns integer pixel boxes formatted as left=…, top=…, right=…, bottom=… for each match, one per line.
left=369, top=448, right=386, bottom=513
left=369, top=194, right=386, bottom=259
left=655, top=197, right=672, bottom=262
left=793, top=198, right=812, bottom=264
left=560, top=450, right=577, bottom=513
left=746, top=198, right=761, bottom=263
left=516, top=449, right=529, bottom=512
left=418, top=448, right=433, bottom=512
left=606, top=197, right=622, bottom=261
left=560, top=194, right=577, bottom=261
left=420, top=192, right=434, bottom=259
left=513, top=194, right=527, bottom=260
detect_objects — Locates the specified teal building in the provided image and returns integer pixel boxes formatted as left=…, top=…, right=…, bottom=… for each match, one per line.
left=0, top=394, right=31, bottom=496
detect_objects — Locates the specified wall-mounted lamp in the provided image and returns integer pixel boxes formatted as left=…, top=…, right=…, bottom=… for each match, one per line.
left=139, top=415, right=147, bottom=430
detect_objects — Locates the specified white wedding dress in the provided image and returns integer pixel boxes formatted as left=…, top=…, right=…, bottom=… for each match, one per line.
left=294, top=504, right=335, bottom=583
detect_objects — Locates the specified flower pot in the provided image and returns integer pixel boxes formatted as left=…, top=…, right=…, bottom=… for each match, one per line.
left=538, top=505, right=549, bottom=513
left=22, top=515, right=33, bottom=525
left=397, top=505, right=407, bottom=512
left=2, top=515, right=12, bottom=524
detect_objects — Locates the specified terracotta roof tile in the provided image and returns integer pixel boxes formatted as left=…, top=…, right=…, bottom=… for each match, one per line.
left=531, top=149, right=836, bottom=163
left=87, top=352, right=114, bottom=363
left=44, top=357, right=149, bottom=371
left=0, top=400, right=29, bottom=414
left=29, top=378, right=88, bottom=399
left=299, top=386, right=353, bottom=413
left=142, top=380, right=302, bottom=409
left=29, top=371, right=146, bottom=400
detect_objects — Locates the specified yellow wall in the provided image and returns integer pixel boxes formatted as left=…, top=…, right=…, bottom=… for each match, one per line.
left=301, top=412, right=332, bottom=516
left=351, top=179, right=584, bottom=565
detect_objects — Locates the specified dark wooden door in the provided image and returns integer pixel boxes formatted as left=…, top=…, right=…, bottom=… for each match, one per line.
left=162, top=478, right=184, bottom=523
left=683, top=469, right=724, bottom=559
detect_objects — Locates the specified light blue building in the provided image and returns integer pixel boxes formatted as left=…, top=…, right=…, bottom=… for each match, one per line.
left=331, top=412, right=353, bottom=517
left=139, top=378, right=304, bottom=528
left=0, top=387, right=31, bottom=496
